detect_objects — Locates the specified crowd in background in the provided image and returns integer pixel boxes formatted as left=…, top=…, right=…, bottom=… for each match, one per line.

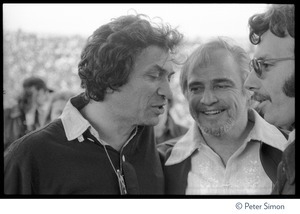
left=3, top=29, right=258, bottom=151
left=3, top=29, right=259, bottom=151
left=3, top=29, right=255, bottom=129
left=3, top=30, right=84, bottom=108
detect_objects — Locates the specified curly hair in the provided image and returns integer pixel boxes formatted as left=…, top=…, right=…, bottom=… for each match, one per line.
left=248, top=4, right=294, bottom=45
left=78, top=14, right=183, bottom=102
left=180, top=37, right=251, bottom=100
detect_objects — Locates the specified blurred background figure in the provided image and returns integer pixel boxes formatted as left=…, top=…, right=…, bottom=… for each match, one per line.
left=4, top=76, right=53, bottom=151
left=45, top=91, right=75, bottom=122
left=154, top=98, right=188, bottom=145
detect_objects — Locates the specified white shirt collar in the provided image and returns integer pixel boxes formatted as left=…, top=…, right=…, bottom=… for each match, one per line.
left=166, top=108, right=288, bottom=166
left=286, top=129, right=295, bottom=148
left=60, top=98, right=138, bottom=147
left=60, top=99, right=91, bottom=141
left=247, top=109, right=287, bottom=151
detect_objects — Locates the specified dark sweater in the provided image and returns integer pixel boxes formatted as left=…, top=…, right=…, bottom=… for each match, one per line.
left=4, top=99, right=164, bottom=195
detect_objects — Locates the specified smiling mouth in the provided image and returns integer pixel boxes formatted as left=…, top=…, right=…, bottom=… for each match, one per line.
left=202, top=109, right=226, bottom=115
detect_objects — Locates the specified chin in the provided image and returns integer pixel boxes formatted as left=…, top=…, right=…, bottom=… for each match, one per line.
left=200, top=120, right=234, bottom=137
left=139, top=117, right=159, bottom=126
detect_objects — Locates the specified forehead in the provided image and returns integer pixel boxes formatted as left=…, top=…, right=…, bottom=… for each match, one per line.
left=188, top=49, right=241, bottom=83
left=133, top=46, right=174, bottom=74
left=254, top=30, right=295, bottom=58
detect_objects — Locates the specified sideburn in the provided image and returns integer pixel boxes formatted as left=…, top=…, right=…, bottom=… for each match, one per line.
left=283, top=73, right=294, bottom=97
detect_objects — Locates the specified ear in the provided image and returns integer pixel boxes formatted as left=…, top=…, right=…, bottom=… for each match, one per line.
left=106, top=87, right=114, bottom=94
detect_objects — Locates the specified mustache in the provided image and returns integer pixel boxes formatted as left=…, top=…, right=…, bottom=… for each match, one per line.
left=251, top=93, right=271, bottom=102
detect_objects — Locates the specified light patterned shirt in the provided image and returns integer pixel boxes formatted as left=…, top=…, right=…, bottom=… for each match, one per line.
left=165, top=109, right=288, bottom=195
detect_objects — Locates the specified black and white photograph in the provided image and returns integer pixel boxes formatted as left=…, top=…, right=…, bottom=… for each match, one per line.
left=2, top=3, right=296, bottom=213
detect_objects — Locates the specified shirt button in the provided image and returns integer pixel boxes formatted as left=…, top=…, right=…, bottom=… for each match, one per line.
left=122, top=155, right=125, bottom=162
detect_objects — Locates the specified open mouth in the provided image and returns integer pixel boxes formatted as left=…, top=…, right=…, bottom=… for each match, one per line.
left=152, top=104, right=166, bottom=114
left=157, top=105, right=164, bottom=110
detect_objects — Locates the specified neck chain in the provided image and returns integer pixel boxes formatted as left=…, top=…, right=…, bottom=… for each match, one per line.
left=95, top=126, right=138, bottom=195
left=103, top=145, right=127, bottom=195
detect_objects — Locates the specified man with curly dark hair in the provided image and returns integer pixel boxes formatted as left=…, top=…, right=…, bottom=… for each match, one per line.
left=4, top=13, right=183, bottom=195
left=244, top=4, right=294, bottom=194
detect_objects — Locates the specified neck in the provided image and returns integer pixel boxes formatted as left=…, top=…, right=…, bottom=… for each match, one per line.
left=81, top=101, right=136, bottom=151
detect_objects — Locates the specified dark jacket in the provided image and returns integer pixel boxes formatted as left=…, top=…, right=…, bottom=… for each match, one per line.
left=4, top=94, right=164, bottom=195
left=272, top=141, right=295, bottom=195
left=157, top=138, right=190, bottom=194
left=4, top=105, right=27, bottom=151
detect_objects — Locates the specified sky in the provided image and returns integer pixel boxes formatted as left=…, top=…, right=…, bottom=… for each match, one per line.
left=3, top=3, right=269, bottom=40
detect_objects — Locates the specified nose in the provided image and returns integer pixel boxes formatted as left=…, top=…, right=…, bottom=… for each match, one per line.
left=157, top=81, right=173, bottom=100
left=200, top=88, right=217, bottom=105
left=244, top=70, right=260, bottom=92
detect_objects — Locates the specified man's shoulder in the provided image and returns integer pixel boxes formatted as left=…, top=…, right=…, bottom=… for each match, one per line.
left=4, top=119, right=66, bottom=157
left=25, top=118, right=65, bottom=141
left=283, top=140, right=295, bottom=166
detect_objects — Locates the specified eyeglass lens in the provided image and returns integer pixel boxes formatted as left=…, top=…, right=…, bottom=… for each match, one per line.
left=253, top=59, right=262, bottom=77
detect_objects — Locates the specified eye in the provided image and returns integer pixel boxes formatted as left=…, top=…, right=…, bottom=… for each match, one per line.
left=260, top=61, right=273, bottom=71
left=148, top=73, right=160, bottom=80
left=167, top=73, right=174, bottom=82
left=214, top=85, right=230, bottom=89
left=189, top=86, right=203, bottom=94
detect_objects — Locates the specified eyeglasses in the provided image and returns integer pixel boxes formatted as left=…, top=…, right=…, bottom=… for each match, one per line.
left=249, top=57, right=294, bottom=78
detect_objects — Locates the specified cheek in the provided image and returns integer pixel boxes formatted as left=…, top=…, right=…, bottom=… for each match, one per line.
left=264, top=71, right=288, bottom=97
left=233, top=95, right=248, bottom=115
left=188, top=97, right=200, bottom=115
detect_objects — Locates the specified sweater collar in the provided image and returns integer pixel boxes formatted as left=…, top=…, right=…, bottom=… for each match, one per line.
left=166, top=108, right=287, bottom=166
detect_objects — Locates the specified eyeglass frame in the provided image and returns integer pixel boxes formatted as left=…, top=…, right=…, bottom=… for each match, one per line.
left=249, top=57, right=294, bottom=78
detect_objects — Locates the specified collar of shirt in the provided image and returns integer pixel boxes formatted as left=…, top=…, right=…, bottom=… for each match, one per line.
left=60, top=95, right=138, bottom=146
left=286, top=129, right=295, bottom=147
left=166, top=108, right=287, bottom=166
left=60, top=98, right=93, bottom=142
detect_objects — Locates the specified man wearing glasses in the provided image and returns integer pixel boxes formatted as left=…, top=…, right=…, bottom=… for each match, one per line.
left=245, top=4, right=295, bottom=194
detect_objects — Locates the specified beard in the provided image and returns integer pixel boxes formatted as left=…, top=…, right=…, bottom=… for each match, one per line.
left=198, top=116, right=235, bottom=137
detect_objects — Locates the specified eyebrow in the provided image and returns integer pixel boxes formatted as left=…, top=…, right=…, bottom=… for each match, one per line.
left=152, top=64, right=174, bottom=76
left=188, top=81, right=204, bottom=88
left=212, top=78, right=235, bottom=85
left=188, top=78, right=234, bottom=88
